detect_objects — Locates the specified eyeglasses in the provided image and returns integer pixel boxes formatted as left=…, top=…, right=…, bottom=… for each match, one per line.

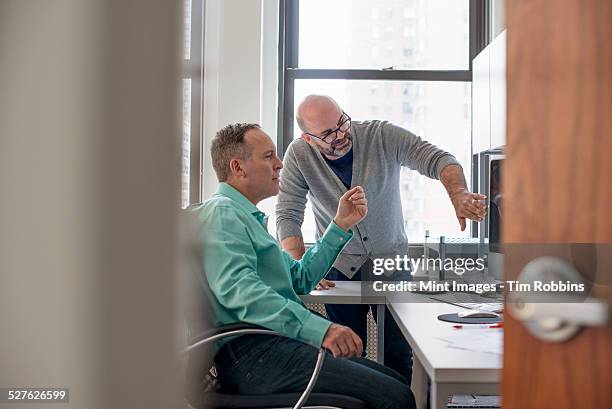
left=305, top=112, right=351, bottom=144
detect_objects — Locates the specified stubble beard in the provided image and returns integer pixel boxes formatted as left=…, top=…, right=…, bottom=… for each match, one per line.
left=322, top=133, right=353, bottom=159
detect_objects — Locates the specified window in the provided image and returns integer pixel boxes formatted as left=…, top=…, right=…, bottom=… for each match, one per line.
left=384, top=45, right=393, bottom=59
left=384, top=83, right=393, bottom=97
left=297, top=0, right=472, bottom=70
left=181, top=0, right=204, bottom=208
left=280, top=0, right=488, bottom=242
left=402, top=102, right=413, bottom=115
left=371, top=46, right=381, bottom=58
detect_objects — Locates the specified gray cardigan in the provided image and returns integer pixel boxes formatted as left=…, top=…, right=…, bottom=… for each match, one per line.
left=276, top=120, right=460, bottom=278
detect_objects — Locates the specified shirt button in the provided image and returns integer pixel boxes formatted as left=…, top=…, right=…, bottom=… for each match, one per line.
left=350, top=267, right=356, bottom=272
left=363, top=236, right=369, bottom=241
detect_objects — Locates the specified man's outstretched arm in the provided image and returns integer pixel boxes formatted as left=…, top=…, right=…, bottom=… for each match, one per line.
left=384, top=122, right=488, bottom=232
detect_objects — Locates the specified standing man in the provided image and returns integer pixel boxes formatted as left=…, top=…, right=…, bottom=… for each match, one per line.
left=276, top=95, right=487, bottom=383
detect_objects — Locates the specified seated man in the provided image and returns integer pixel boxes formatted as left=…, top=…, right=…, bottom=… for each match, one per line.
left=196, top=122, right=416, bottom=409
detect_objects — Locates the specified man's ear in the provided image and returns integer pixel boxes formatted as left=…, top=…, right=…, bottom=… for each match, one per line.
left=229, top=158, right=245, bottom=178
left=302, top=133, right=314, bottom=146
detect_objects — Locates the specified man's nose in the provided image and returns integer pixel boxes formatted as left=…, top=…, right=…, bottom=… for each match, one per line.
left=275, top=158, right=283, bottom=169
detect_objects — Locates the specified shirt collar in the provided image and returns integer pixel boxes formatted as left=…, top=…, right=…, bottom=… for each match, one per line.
left=216, top=182, right=268, bottom=227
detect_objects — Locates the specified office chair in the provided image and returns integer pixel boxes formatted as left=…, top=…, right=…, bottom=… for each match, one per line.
left=184, top=323, right=368, bottom=409
left=180, top=206, right=368, bottom=409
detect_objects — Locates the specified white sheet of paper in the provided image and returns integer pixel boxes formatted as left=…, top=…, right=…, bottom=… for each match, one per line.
left=436, top=329, right=503, bottom=355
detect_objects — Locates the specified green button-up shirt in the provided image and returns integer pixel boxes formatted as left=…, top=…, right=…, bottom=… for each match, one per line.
left=195, top=183, right=353, bottom=347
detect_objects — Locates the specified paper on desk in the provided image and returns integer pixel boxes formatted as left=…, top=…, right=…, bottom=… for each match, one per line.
left=435, top=330, right=503, bottom=355
left=449, top=394, right=500, bottom=407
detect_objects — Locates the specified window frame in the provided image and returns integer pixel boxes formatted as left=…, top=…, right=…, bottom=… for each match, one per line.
left=277, top=0, right=490, bottom=237
left=183, top=0, right=205, bottom=206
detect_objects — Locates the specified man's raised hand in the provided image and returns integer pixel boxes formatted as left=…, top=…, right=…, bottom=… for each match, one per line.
left=334, top=186, right=368, bottom=231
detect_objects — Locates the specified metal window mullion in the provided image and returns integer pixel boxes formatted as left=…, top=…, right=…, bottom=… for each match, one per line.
left=287, top=0, right=298, bottom=68
left=469, top=0, right=490, bottom=70
left=469, top=0, right=489, bottom=238
left=281, top=76, right=295, bottom=155
left=189, top=0, right=204, bottom=204
left=276, top=0, right=286, bottom=155
left=278, top=0, right=299, bottom=157
left=471, top=153, right=479, bottom=238
left=286, top=69, right=471, bottom=82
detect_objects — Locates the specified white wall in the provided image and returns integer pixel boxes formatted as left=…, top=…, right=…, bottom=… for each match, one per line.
left=202, top=0, right=279, bottom=200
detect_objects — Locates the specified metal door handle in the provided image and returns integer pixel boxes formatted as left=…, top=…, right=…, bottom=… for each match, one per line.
left=508, top=256, right=610, bottom=342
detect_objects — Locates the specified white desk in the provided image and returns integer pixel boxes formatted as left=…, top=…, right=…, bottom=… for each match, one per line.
left=388, top=298, right=501, bottom=409
left=301, top=283, right=502, bottom=409
left=300, top=281, right=386, bottom=364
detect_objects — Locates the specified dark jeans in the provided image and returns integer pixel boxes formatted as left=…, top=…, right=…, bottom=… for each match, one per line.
left=325, top=265, right=414, bottom=385
left=215, top=334, right=416, bottom=409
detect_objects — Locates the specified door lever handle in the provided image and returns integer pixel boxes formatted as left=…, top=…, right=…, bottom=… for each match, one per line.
left=508, top=256, right=610, bottom=342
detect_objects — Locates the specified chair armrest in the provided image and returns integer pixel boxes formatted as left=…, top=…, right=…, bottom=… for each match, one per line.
left=185, top=323, right=326, bottom=409
left=187, top=322, right=269, bottom=348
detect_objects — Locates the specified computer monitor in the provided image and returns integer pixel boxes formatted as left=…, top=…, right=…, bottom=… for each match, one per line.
left=487, top=156, right=504, bottom=280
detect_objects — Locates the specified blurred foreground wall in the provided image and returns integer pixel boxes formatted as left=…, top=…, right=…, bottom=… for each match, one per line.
left=0, top=1, right=182, bottom=408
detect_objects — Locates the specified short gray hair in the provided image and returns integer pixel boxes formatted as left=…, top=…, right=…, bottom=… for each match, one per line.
left=210, top=123, right=260, bottom=182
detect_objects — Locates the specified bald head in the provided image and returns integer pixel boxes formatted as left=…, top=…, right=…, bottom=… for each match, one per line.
left=295, top=94, right=353, bottom=159
left=296, top=95, right=342, bottom=133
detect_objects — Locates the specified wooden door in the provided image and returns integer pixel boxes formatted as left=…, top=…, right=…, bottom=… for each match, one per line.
left=503, top=1, right=612, bottom=408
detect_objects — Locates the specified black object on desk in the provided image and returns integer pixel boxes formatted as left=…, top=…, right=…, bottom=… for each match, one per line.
left=437, top=313, right=502, bottom=325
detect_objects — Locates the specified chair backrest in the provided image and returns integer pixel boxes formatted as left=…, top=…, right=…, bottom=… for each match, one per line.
left=178, top=204, right=218, bottom=407
left=180, top=204, right=214, bottom=337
